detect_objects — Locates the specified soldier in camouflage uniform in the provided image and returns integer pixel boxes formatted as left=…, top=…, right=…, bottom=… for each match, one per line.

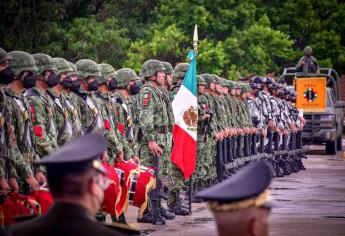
left=33, top=53, right=74, bottom=147
left=137, top=59, right=182, bottom=223
left=6, top=50, right=46, bottom=189
left=200, top=74, right=220, bottom=185
left=96, top=63, right=124, bottom=163
left=169, top=63, right=189, bottom=101
left=73, top=59, right=105, bottom=134
left=111, top=68, right=141, bottom=163
left=53, top=58, right=83, bottom=138
left=195, top=75, right=211, bottom=190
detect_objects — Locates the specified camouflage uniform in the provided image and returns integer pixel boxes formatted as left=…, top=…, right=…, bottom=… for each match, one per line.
left=200, top=74, right=218, bottom=183
left=96, top=63, right=124, bottom=161
left=9, top=51, right=55, bottom=179
left=53, top=58, right=83, bottom=138
left=111, top=68, right=141, bottom=160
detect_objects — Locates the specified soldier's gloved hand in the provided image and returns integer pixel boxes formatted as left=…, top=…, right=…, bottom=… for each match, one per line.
left=8, top=177, right=19, bottom=193
left=25, top=175, right=40, bottom=191
left=35, top=171, right=47, bottom=185
left=0, top=177, right=10, bottom=196
left=148, top=141, right=163, bottom=157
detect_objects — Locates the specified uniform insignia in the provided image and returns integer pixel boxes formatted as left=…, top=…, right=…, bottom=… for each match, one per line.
left=33, top=125, right=43, bottom=139
left=104, top=119, right=111, bottom=131
left=143, top=98, right=149, bottom=106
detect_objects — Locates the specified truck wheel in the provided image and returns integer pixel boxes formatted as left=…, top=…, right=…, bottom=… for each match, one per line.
left=337, top=136, right=343, bottom=151
left=326, top=140, right=336, bottom=155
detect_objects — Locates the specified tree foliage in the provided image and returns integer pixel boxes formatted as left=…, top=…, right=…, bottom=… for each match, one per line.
left=0, top=0, right=344, bottom=76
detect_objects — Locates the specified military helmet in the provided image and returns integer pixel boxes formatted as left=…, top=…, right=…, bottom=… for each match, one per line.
left=98, top=63, right=116, bottom=84
left=162, top=61, right=173, bottom=74
left=197, top=75, right=206, bottom=86
left=32, top=53, right=58, bottom=75
left=8, top=51, right=38, bottom=76
left=0, top=47, right=12, bottom=64
left=75, top=59, right=101, bottom=80
left=173, top=63, right=189, bottom=79
left=226, top=80, right=235, bottom=89
left=139, top=59, right=165, bottom=78
left=52, top=57, right=73, bottom=75
left=304, top=46, right=313, bottom=54
left=249, top=83, right=260, bottom=90
left=69, top=62, right=77, bottom=74
left=241, top=83, right=251, bottom=93
left=201, top=73, right=216, bottom=88
left=115, top=68, right=139, bottom=87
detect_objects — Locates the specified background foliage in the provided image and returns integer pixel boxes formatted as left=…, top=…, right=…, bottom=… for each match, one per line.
left=1, top=0, right=344, bottom=78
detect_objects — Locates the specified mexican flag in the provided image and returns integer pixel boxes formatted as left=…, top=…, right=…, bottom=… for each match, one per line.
left=171, top=50, right=198, bottom=180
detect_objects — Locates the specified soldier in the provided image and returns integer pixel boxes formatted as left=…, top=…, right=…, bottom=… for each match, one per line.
left=9, top=51, right=52, bottom=186
left=73, top=59, right=105, bottom=134
left=33, top=53, right=74, bottom=147
left=8, top=134, right=130, bottom=236
left=296, top=46, right=319, bottom=74
left=137, top=59, right=184, bottom=223
left=53, top=58, right=83, bottom=138
left=195, top=75, right=211, bottom=192
left=195, top=161, right=273, bottom=236
left=201, top=74, right=220, bottom=185
left=111, top=68, right=142, bottom=163
left=96, top=63, right=124, bottom=163
left=170, top=63, right=189, bottom=101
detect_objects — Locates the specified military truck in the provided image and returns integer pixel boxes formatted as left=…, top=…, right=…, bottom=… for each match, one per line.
left=279, top=68, right=345, bottom=155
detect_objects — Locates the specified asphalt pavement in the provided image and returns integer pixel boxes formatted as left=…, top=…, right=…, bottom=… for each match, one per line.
left=126, top=143, right=345, bottom=236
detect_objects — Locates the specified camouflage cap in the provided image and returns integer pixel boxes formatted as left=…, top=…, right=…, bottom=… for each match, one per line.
left=32, top=53, right=58, bottom=75
left=304, top=46, right=313, bottom=54
left=0, top=47, right=12, bottom=64
left=53, top=57, right=73, bottom=75
left=233, top=81, right=242, bottom=89
left=115, top=68, right=139, bottom=87
left=161, top=61, right=173, bottom=74
left=8, top=51, right=38, bottom=76
left=241, top=83, right=251, bottom=93
left=98, top=63, right=116, bottom=84
left=75, top=59, right=101, bottom=80
left=197, top=75, right=206, bottom=86
left=173, top=63, right=189, bottom=79
left=212, top=74, right=221, bottom=85
left=139, top=59, right=165, bottom=78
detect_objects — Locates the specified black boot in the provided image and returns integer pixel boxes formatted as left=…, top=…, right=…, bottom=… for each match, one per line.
left=160, top=206, right=175, bottom=220
left=168, top=192, right=190, bottom=216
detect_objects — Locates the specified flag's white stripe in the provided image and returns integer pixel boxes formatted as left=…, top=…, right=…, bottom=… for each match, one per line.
left=172, top=85, right=197, bottom=141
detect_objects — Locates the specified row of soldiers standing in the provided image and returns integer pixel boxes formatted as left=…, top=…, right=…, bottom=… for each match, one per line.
left=0, top=47, right=305, bottom=226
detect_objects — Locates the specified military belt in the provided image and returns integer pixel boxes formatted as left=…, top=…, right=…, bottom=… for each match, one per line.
left=154, top=126, right=168, bottom=134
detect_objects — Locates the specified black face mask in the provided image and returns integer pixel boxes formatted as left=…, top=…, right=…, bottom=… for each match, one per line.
left=88, top=80, right=99, bottom=91
left=70, top=79, right=80, bottom=93
left=61, top=76, right=73, bottom=89
left=108, top=78, right=117, bottom=91
left=129, top=83, right=140, bottom=95
left=22, top=73, right=37, bottom=88
left=46, top=73, right=59, bottom=88
left=0, top=67, right=15, bottom=84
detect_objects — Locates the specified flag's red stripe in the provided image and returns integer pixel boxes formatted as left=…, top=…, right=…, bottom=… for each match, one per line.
left=171, top=124, right=196, bottom=180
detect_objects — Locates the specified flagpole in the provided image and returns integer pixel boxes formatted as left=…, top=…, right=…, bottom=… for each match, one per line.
left=189, top=24, right=198, bottom=214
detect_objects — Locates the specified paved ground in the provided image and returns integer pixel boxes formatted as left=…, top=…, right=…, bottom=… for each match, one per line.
left=126, top=143, right=345, bottom=235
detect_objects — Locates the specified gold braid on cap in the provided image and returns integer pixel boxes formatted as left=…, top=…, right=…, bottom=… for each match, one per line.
left=208, top=190, right=271, bottom=212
